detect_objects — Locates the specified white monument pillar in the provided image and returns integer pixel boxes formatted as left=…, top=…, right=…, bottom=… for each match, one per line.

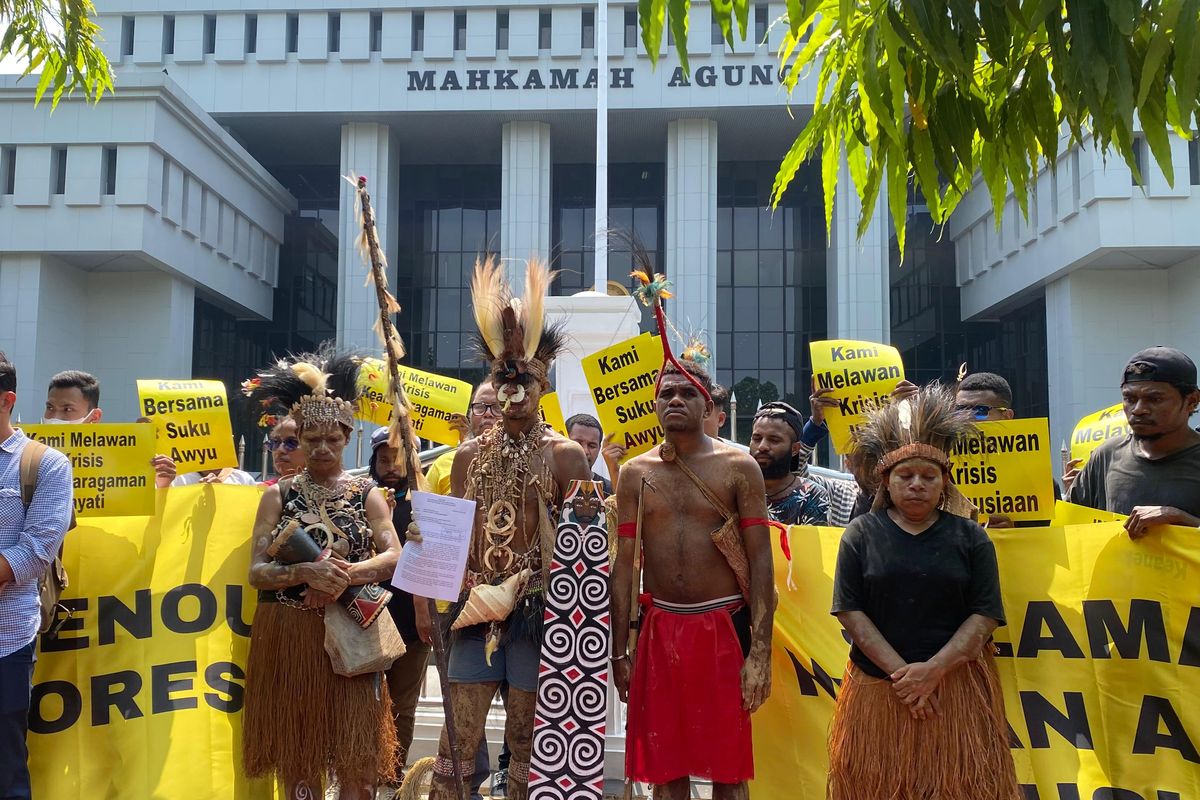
left=665, top=119, right=719, bottom=360
left=827, top=151, right=891, bottom=342
left=501, top=121, right=553, bottom=281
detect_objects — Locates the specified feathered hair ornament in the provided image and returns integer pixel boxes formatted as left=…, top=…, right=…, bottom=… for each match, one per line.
left=470, top=255, right=568, bottom=411
left=242, top=344, right=361, bottom=430
left=621, top=232, right=712, bottom=404
left=852, top=383, right=981, bottom=519
left=346, top=174, right=424, bottom=486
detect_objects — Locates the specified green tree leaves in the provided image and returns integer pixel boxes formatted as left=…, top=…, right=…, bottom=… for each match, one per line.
left=2, top=0, right=113, bottom=107
left=639, top=0, right=1200, bottom=251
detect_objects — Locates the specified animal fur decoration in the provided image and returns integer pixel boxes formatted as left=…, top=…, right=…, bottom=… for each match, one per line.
left=470, top=255, right=568, bottom=408
left=241, top=344, right=362, bottom=430
left=851, top=383, right=981, bottom=518
left=346, top=174, right=423, bottom=486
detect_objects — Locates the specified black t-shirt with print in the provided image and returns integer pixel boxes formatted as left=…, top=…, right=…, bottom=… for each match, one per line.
left=831, top=509, right=1006, bottom=678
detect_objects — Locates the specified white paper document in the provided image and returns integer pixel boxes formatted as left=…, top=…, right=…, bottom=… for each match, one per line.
left=392, top=490, right=475, bottom=602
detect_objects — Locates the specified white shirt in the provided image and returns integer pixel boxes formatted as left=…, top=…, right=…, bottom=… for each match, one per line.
left=171, top=469, right=258, bottom=486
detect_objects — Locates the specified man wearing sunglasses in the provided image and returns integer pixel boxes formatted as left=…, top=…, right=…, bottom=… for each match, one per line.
left=425, top=381, right=499, bottom=498
left=954, top=373, right=1016, bottom=422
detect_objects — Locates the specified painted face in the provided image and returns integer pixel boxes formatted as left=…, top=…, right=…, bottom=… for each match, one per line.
left=750, top=417, right=796, bottom=479
left=495, top=374, right=543, bottom=421
left=268, top=417, right=304, bottom=478
left=1121, top=381, right=1199, bottom=441
left=43, top=387, right=98, bottom=424
left=299, top=423, right=349, bottom=468
left=886, top=458, right=946, bottom=520
left=655, top=372, right=711, bottom=433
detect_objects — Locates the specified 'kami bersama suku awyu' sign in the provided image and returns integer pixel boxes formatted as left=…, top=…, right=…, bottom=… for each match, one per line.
left=135, top=380, right=237, bottom=473
left=581, top=332, right=663, bottom=463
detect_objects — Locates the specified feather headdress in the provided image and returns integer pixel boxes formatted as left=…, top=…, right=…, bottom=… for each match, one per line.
left=470, top=255, right=568, bottom=393
left=619, top=231, right=712, bottom=404
left=852, top=383, right=981, bottom=518
left=242, top=344, right=361, bottom=430
left=347, top=174, right=423, bottom=486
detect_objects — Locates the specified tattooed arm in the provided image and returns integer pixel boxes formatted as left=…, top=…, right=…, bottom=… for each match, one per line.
left=248, top=484, right=348, bottom=592
left=342, top=486, right=402, bottom=586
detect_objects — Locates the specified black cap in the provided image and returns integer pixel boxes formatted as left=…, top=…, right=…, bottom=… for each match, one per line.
left=1122, top=347, right=1198, bottom=390
left=754, top=401, right=805, bottom=442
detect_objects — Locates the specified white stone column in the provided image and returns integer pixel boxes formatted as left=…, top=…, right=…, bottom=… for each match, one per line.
left=827, top=153, right=890, bottom=341
left=1045, top=267, right=1170, bottom=450
left=338, top=122, right=399, bottom=353
left=500, top=121, right=552, bottom=281
left=665, top=119, right=719, bottom=362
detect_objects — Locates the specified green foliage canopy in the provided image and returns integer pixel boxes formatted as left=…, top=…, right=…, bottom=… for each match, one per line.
left=640, top=0, right=1200, bottom=253
left=2, top=0, right=113, bottom=106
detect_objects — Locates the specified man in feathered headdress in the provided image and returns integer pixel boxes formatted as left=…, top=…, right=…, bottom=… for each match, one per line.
left=422, top=257, right=593, bottom=800
left=611, top=260, right=775, bottom=800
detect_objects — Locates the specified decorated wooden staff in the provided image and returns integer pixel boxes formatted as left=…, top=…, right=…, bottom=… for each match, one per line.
left=348, top=175, right=468, bottom=800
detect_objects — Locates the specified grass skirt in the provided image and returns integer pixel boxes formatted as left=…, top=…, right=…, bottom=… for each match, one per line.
left=827, top=651, right=1020, bottom=800
left=242, top=602, right=398, bottom=789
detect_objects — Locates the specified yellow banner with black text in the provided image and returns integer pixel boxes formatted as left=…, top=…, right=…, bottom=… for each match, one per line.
left=753, top=523, right=1200, bottom=800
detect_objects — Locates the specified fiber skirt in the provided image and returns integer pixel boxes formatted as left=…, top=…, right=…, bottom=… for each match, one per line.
left=827, top=651, right=1020, bottom=800
left=242, top=602, right=398, bottom=789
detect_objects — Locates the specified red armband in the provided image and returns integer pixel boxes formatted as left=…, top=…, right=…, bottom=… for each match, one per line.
left=617, top=521, right=638, bottom=539
left=739, top=517, right=771, bottom=530
left=769, top=520, right=791, bottom=561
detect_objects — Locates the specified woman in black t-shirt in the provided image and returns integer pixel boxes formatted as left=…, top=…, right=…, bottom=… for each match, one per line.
left=826, top=386, right=1020, bottom=800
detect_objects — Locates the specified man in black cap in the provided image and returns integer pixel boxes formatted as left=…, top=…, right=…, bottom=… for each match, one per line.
left=750, top=402, right=830, bottom=525
left=1066, top=346, right=1200, bottom=538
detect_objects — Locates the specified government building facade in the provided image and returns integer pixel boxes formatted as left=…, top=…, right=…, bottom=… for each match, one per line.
left=2, top=0, right=1199, bottom=461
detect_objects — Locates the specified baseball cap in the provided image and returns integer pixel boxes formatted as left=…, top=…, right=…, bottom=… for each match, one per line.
left=370, top=427, right=390, bottom=451
left=1121, top=347, right=1198, bottom=390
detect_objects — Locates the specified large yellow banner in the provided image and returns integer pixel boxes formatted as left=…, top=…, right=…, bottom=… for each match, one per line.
left=753, top=523, right=1200, bottom=800
left=28, top=485, right=269, bottom=800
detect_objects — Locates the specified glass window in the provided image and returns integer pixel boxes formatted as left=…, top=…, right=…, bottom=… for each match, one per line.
left=754, top=3, right=768, bottom=44
left=51, top=147, right=66, bottom=195
left=370, top=12, right=382, bottom=52
left=1190, top=133, right=1199, bottom=186
left=454, top=12, right=467, bottom=50
left=497, top=10, right=509, bottom=50
left=581, top=9, right=595, bottom=49
left=539, top=10, right=552, bottom=49
left=624, top=6, right=637, bottom=48
left=162, top=15, right=175, bottom=55
left=328, top=12, right=340, bottom=53
left=102, top=147, right=117, bottom=196
left=412, top=12, right=425, bottom=52
left=122, top=16, right=135, bottom=56
left=245, top=14, right=258, bottom=54
left=286, top=14, right=299, bottom=53
left=203, top=15, right=216, bottom=54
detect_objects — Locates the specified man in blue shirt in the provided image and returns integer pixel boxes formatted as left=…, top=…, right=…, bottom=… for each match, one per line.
left=0, top=353, right=73, bottom=799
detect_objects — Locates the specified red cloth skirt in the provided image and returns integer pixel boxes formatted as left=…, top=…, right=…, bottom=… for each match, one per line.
left=625, top=595, right=754, bottom=784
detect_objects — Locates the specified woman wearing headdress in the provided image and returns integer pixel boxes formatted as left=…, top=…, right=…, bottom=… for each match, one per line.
left=827, top=384, right=1020, bottom=800
left=241, top=346, right=402, bottom=800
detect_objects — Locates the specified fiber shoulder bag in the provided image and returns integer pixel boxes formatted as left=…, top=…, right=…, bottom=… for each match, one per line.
left=324, top=600, right=406, bottom=677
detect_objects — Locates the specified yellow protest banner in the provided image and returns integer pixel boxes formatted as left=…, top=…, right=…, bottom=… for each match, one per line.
left=809, top=339, right=904, bottom=453
left=753, top=523, right=1200, bottom=800
left=29, top=485, right=269, bottom=800
left=356, top=357, right=471, bottom=448
left=1053, top=500, right=1128, bottom=526
left=136, top=379, right=237, bottom=473
left=1071, top=402, right=1131, bottom=463
left=949, top=418, right=1055, bottom=522
left=539, top=391, right=567, bottom=436
left=581, top=332, right=663, bottom=462
left=23, top=423, right=155, bottom=517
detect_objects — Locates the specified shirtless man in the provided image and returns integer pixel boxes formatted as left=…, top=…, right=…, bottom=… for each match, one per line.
left=612, top=361, right=774, bottom=800
left=421, top=258, right=592, bottom=800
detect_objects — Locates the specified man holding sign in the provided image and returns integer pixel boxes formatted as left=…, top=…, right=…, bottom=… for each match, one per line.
left=1066, top=347, right=1200, bottom=537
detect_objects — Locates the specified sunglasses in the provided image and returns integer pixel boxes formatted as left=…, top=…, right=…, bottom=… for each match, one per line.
left=267, top=437, right=301, bottom=452
left=469, top=402, right=501, bottom=415
left=955, top=404, right=1010, bottom=420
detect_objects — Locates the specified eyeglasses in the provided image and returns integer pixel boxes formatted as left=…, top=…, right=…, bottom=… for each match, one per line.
left=267, top=437, right=300, bottom=452
left=469, top=402, right=501, bottom=415
left=955, top=404, right=1010, bottom=420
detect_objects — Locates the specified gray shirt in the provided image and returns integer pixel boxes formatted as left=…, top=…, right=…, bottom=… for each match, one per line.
left=1066, top=434, right=1200, bottom=518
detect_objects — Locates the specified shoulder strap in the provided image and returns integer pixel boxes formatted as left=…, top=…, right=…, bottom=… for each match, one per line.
left=669, top=454, right=735, bottom=521
left=19, top=440, right=49, bottom=509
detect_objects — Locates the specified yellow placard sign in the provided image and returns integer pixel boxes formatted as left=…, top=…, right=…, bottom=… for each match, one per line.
left=356, top=358, right=471, bottom=448
left=949, top=418, right=1055, bottom=522
left=581, top=332, right=663, bottom=462
left=754, top=522, right=1200, bottom=800
left=23, top=423, right=155, bottom=517
left=809, top=339, right=904, bottom=453
left=539, top=392, right=567, bottom=436
left=136, top=379, right=237, bottom=473
left=29, top=485, right=269, bottom=799
left=1052, top=500, right=1128, bottom=526
left=1070, top=402, right=1130, bottom=463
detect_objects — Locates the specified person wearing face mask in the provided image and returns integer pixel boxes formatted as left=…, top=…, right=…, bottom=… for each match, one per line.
left=44, top=371, right=177, bottom=488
